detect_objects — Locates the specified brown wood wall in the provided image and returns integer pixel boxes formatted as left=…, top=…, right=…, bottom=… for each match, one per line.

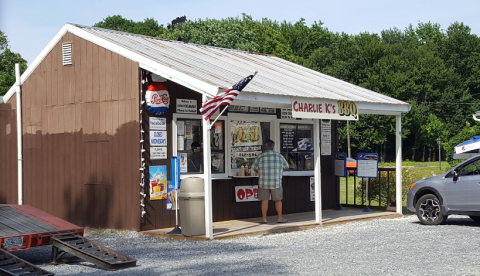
left=140, top=75, right=340, bottom=231
left=14, top=32, right=141, bottom=230
left=0, top=96, right=18, bottom=204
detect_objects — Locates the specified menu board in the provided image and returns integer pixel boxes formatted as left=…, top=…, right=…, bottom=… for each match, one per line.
left=281, top=125, right=296, bottom=150
left=356, top=153, right=379, bottom=178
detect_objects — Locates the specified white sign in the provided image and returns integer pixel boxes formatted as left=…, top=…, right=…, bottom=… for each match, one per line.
left=455, top=140, right=480, bottom=153
left=321, top=120, right=331, bottom=155
left=357, top=153, right=379, bottom=178
left=310, top=177, right=315, bottom=201
left=292, top=97, right=358, bottom=120
left=176, top=99, right=197, bottom=114
left=229, top=105, right=249, bottom=112
left=150, top=131, right=167, bottom=146
left=260, top=107, right=276, bottom=114
left=150, top=117, right=166, bottom=130
left=249, top=107, right=259, bottom=112
left=151, top=147, right=167, bottom=160
left=177, top=121, right=185, bottom=136
left=281, top=108, right=292, bottom=119
left=235, top=185, right=259, bottom=202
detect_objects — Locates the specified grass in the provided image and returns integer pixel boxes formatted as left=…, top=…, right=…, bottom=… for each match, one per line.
left=339, top=161, right=452, bottom=208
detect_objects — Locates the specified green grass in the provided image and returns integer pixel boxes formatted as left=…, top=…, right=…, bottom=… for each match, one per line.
left=339, top=161, right=452, bottom=207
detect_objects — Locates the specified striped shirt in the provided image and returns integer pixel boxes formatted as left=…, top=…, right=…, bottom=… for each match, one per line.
left=251, top=150, right=289, bottom=189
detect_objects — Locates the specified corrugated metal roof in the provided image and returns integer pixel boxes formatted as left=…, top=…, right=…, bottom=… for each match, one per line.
left=72, top=24, right=408, bottom=106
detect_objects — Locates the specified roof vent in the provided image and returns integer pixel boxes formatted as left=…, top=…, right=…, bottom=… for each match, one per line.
left=62, top=43, right=72, bottom=66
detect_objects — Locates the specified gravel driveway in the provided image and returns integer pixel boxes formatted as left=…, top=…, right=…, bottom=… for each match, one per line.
left=12, top=214, right=480, bottom=275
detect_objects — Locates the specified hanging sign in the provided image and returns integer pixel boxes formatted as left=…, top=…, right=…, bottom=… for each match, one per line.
left=291, top=97, right=358, bottom=120
left=260, top=107, right=276, bottom=114
left=321, top=119, right=331, bottom=155
left=356, top=153, right=379, bottom=178
left=229, top=105, right=249, bottom=112
left=335, top=152, right=347, bottom=177
left=151, top=147, right=167, bottom=160
left=146, top=83, right=170, bottom=116
left=150, top=165, right=167, bottom=200
left=150, top=131, right=167, bottom=146
left=150, top=117, right=166, bottom=130
left=176, top=99, right=197, bottom=114
left=235, top=186, right=259, bottom=202
left=166, top=181, right=180, bottom=210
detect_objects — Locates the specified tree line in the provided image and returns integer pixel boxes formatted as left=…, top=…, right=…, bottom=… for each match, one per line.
left=2, top=14, right=480, bottom=163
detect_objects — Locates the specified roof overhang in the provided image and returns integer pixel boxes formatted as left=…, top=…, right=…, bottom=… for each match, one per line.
left=1, top=23, right=411, bottom=117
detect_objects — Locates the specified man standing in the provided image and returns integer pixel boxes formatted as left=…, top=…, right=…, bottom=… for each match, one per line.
left=252, top=139, right=290, bottom=223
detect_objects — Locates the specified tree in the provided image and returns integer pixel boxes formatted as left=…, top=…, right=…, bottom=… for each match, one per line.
left=0, top=29, right=28, bottom=96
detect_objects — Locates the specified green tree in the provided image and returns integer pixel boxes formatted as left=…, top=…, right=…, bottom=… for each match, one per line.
left=0, top=29, right=28, bottom=96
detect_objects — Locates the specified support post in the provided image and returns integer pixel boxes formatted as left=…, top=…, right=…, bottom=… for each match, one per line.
left=15, top=64, right=23, bottom=205
left=202, top=95, right=214, bottom=239
left=395, top=114, right=402, bottom=214
left=313, top=119, right=322, bottom=224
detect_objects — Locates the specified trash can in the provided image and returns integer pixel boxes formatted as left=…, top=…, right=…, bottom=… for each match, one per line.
left=179, top=177, right=205, bottom=236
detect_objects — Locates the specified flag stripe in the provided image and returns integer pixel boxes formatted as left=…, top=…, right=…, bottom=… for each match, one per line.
left=200, top=74, right=254, bottom=121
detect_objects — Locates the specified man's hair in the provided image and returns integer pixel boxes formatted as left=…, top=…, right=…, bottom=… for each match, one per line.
left=265, top=140, right=275, bottom=150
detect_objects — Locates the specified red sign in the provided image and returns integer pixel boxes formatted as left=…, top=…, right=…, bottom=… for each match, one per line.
left=235, top=185, right=258, bottom=202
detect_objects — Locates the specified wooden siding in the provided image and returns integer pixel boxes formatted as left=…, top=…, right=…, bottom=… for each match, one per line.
left=0, top=96, right=18, bottom=204
left=16, top=32, right=140, bottom=230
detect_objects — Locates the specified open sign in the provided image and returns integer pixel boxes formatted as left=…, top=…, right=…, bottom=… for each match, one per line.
left=235, top=186, right=258, bottom=202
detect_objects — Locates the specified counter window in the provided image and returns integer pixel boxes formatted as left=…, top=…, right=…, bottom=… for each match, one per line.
left=280, top=124, right=314, bottom=171
left=230, top=120, right=270, bottom=170
left=176, top=119, right=225, bottom=174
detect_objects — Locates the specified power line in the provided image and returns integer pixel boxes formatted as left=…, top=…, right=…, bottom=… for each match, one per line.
left=417, top=102, right=480, bottom=105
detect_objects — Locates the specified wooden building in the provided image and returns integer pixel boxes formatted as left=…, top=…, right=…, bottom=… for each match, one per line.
left=0, top=24, right=410, bottom=233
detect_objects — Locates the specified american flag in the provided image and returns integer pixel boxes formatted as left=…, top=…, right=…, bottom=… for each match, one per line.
left=200, top=74, right=256, bottom=121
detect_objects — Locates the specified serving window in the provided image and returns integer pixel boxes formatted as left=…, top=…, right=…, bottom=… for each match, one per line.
left=175, top=117, right=225, bottom=175
left=230, top=120, right=271, bottom=169
left=280, top=123, right=314, bottom=171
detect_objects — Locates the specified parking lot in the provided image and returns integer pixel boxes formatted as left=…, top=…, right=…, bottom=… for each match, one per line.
left=13, top=214, right=480, bottom=275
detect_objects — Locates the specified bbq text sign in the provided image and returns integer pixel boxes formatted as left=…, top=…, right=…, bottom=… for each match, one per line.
left=292, top=97, right=358, bottom=120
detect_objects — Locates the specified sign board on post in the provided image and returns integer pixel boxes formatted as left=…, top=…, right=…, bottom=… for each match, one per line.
left=291, top=97, right=358, bottom=121
left=235, top=186, right=258, bottom=202
left=356, top=153, right=379, bottom=178
left=335, top=152, right=347, bottom=177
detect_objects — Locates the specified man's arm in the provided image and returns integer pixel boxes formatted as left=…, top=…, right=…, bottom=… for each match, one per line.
left=281, top=154, right=289, bottom=170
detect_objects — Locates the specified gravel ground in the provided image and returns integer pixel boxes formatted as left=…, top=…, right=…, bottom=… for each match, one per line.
left=12, top=214, right=480, bottom=276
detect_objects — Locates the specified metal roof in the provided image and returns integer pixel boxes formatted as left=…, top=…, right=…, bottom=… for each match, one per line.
left=73, top=24, right=407, bottom=105
left=1, top=23, right=410, bottom=113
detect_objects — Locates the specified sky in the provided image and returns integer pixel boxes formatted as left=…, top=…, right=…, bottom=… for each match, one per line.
left=0, top=0, right=479, bottom=65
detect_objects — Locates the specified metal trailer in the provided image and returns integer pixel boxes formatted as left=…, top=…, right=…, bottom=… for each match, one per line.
left=0, top=205, right=137, bottom=275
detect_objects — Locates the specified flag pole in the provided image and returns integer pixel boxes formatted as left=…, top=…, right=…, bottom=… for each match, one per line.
left=208, top=71, right=258, bottom=129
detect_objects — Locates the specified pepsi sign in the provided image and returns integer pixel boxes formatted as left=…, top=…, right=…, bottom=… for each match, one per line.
left=146, top=83, right=170, bottom=116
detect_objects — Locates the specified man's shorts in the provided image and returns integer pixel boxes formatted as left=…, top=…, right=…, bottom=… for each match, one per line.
left=258, top=187, right=283, bottom=201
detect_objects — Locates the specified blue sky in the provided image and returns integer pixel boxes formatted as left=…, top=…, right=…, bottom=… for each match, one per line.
left=0, top=0, right=479, bottom=65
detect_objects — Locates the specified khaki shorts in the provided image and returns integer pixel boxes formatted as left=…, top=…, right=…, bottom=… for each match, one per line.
left=258, top=187, right=283, bottom=201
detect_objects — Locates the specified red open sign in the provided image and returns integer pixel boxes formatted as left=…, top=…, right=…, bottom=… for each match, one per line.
left=234, top=186, right=258, bottom=202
